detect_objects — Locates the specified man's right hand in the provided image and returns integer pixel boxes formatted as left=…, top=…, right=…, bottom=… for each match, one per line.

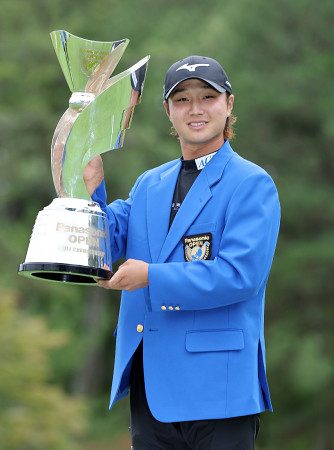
left=83, top=155, right=104, bottom=197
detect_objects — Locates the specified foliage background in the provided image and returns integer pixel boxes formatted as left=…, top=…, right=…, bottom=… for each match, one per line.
left=1, top=0, right=333, bottom=448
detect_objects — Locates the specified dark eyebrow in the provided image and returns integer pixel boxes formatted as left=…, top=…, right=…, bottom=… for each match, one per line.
left=171, top=84, right=211, bottom=97
left=171, top=87, right=186, bottom=96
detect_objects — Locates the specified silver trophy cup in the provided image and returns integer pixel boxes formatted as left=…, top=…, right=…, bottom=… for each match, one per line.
left=18, top=30, right=149, bottom=285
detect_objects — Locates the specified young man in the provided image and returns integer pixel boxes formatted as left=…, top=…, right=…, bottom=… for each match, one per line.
left=84, top=56, right=280, bottom=449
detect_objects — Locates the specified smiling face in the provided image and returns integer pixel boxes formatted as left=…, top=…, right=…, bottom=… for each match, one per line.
left=164, top=79, right=234, bottom=160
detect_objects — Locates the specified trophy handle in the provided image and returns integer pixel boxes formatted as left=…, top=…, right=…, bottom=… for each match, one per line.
left=50, top=30, right=149, bottom=200
left=50, top=30, right=129, bottom=92
left=61, top=56, right=150, bottom=199
left=85, top=42, right=128, bottom=94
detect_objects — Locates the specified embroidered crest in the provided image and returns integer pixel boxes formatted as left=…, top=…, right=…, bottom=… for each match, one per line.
left=182, top=233, right=212, bottom=262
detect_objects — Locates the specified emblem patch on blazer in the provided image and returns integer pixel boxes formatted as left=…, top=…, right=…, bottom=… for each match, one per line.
left=182, top=233, right=212, bottom=262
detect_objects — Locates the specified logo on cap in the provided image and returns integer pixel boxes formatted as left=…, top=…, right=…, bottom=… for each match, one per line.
left=176, top=63, right=210, bottom=73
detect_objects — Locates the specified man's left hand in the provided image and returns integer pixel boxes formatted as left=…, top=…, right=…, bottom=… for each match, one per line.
left=97, top=259, right=149, bottom=292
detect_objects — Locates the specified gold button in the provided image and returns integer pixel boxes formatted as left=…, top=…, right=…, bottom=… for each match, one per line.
left=175, top=306, right=180, bottom=310
left=161, top=305, right=167, bottom=310
left=137, top=324, right=143, bottom=333
left=168, top=306, right=174, bottom=311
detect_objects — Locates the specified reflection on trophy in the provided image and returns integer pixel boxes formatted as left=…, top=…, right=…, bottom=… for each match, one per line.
left=18, top=30, right=149, bottom=285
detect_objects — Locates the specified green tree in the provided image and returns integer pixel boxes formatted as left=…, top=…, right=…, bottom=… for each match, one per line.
left=0, top=291, right=87, bottom=449
left=1, top=0, right=334, bottom=448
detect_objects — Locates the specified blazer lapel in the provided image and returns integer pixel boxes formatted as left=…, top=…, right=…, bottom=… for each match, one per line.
left=146, top=161, right=181, bottom=262
left=157, top=171, right=212, bottom=263
left=147, top=141, right=235, bottom=264
left=157, top=141, right=235, bottom=263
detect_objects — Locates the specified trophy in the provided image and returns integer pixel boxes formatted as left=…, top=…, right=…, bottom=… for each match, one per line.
left=18, top=30, right=149, bottom=285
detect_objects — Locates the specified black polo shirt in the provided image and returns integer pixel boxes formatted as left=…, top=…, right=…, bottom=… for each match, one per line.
left=169, top=151, right=217, bottom=228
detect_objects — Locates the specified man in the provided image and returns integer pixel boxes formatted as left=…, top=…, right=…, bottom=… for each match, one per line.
left=84, top=55, right=280, bottom=449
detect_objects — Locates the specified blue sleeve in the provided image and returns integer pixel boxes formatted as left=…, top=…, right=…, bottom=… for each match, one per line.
left=91, top=180, right=131, bottom=262
left=92, top=180, right=108, bottom=209
left=148, top=172, right=281, bottom=311
left=91, top=172, right=148, bottom=262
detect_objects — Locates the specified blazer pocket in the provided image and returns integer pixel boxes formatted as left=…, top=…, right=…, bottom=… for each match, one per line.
left=186, top=221, right=217, bottom=235
left=186, top=329, right=244, bottom=353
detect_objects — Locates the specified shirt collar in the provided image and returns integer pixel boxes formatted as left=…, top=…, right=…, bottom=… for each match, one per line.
left=181, top=150, right=218, bottom=172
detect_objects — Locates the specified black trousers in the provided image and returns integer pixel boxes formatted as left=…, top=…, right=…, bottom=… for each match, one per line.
left=130, top=343, right=260, bottom=450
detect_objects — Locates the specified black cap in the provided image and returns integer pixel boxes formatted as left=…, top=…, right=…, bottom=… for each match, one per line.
left=163, top=55, right=232, bottom=100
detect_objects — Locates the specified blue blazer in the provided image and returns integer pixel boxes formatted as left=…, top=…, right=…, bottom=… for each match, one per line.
left=93, top=140, right=280, bottom=422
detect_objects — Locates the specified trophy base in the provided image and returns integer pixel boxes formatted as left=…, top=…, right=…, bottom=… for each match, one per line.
left=18, top=262, right=113, bottom=286
left=19, top=197, right=113, bottom=286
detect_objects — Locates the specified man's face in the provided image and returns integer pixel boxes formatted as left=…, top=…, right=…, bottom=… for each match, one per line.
left=164, top=79, right=234, bottom=157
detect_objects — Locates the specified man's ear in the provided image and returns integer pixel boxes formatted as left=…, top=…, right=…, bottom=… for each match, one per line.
left=227, top=94, right=234, bottom=116
left=163, top=100, right=170, bottom=117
